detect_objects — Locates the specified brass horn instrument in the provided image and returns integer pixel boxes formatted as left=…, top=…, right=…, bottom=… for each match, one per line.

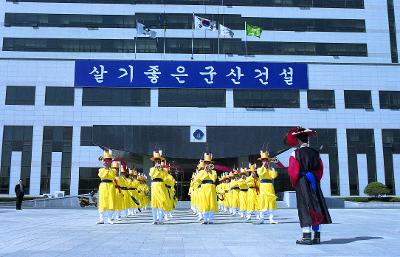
left=269, top=157, right=279, bottom=163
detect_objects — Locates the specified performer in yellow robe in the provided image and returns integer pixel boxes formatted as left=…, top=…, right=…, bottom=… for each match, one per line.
left=117, top=165, right=132, bottom=218
left=112, top=161, right=125, bottom=221
left=191, top=160, right=204, bottom=221
left=216, top=175, right=226, bottom=212
left=223, top=174, right=232, bottom=213
left=230, top=170, right=240, bottom=215
left=97, top=151, right=116, bottom=224
left=245, top=164, right=259, bottom=221
left=149, top=150, right=168, bottom=224
left=225, top=172, right=234, bottom=214
left=127, top=169, right=140, bottom=216
left=195, top=153, right=218, bottom=224
left=257, top=151, right=278, bottom=224
left=163, top=162, right=175, bottom=221
left=138, top=174, right=150, bottom=210
left=238, top=168, right=249, bottom=219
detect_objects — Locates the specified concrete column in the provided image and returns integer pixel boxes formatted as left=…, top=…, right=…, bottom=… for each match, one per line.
left=35, top=84, right=46, bottom=107
left=320, top=154, right=331, bottom=197
left=374, top=129, right=386, bottom=184
left=70, top=126, right=81, bottom=196
left=150, top=89, right=158, bottom=107
left=29, top=126, right=43, bottom=196
left=0, top=86, right=5, bottom=108
left=337, top=128, right=350, bottom=196
left=50, top=152, right=62, bottom=193
left=74, top=88, right=82, bottom=107
left=226, top=89, right=234, bottom=108
left=9, top=152, right=22, bottom=195
left=299, top=90, right=308, bottom=109
left=357, top=154, right=368, bottom=196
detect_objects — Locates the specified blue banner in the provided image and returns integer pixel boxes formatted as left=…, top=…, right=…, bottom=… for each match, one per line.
left=74, top=60, right=308, bottom=89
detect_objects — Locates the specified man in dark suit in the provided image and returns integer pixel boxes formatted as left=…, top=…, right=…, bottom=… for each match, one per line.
left=15, top=180, right=25, bottom=210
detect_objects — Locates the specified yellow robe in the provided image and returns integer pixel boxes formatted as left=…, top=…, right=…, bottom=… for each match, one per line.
left=195, top=170, right=218, bottom=213
left=114, top=175, right=125, bottom=211
left=230, top=179, right=240, bottom=209
left=164, top=173, right=175, bottom=212
left=128, top=178, right=140, bottom=209
left=98, top=167, right=116, bottom=212
left=224, top=182, right=231, bottom=208
left=238, top=178, right=249, bottom=211
left=257, top=166, right=278, bottom=210
left=245, top=176, right=258, bottom=212
left=216, top=183, right=224, bottom=205
left=149, top=167, right=168, bottom=210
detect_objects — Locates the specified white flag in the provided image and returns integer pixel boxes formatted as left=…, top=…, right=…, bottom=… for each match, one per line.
left=136, top=21, right=157, bottom=38
left=194, top=15, right=217, bottom=31
left=219, top=24, right=234, bottom=38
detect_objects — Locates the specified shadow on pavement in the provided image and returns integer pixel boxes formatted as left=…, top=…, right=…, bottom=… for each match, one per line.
left=323, top=236, right=383, bottom=244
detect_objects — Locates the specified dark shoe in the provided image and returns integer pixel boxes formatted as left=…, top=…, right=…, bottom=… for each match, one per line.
left=313, top=232, right=321, bottom=244
left=296, top=233, right=313, bottom=245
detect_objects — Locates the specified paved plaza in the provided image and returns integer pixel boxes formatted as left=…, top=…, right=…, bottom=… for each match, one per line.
left=0, top=207, right=399, bottom=257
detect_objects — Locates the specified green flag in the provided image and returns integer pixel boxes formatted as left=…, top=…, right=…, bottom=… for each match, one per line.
left=246, top=24, right=262, bottom=38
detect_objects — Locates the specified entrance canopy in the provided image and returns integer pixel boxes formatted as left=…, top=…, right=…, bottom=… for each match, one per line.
left=92, top=125, right=291, bottom=159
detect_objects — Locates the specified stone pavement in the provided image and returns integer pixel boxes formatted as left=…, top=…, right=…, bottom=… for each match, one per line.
left=0, top=207, right=399, bottom=257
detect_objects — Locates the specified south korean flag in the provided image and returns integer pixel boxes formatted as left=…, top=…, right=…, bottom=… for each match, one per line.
left=194, top=15, right=217, bottom=31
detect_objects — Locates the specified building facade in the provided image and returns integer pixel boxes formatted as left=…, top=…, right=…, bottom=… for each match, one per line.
left=0, top=0, right=400, bottom=198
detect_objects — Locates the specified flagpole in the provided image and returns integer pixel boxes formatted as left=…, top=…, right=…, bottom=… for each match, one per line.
left=217, top=0, right=222, bottom=57
left=244, top=21, right=248, bottom=56
left=135, top=20, right=137, bottom=60
left=163, top=10, right=166, bottom=59
left=192, top=12, right=194, bottom=60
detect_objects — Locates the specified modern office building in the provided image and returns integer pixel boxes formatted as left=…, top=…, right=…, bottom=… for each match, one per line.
left=0, top=0, right=399, bottom=199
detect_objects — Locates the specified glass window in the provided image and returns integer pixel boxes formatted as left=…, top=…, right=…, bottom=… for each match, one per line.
left=379, top=91, right=400, bottom=109
left=159, top=89, right=226, bottom=107
left=41, top=126, right=73, bottom=195
left=344, top=90, right=372, bottom=109
left=6, top=0, right=365, bottom=9
left=346, top=129, right=376, bottom=195
left=234, top=89, right=299, bottom=108
left=5, top=13, right=135, bottom=28
left=5, top=86, right=35, bottom=105
left=82, top=88, right=150, bottom=106
left=79, top=167, right=100, bottom=195
left=45, top=87, right=74, bottom=106
left=387, top=0, right=398, bottom=63
left=307, top=90, right=335, bottom=109
left=5, top=13, right=365, bottom=32
left=80, top=127, right=94, bottom=146
left=0, top=126, right=33, bottom=194
left=382, top=129, right=400, bottom=194
left=3, top=38, right=368, bottom=57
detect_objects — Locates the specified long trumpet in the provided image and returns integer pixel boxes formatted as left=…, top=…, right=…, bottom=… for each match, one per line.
left=206, top=164, right=214, bottom=170
left=269, top=157, right=279, bottom=163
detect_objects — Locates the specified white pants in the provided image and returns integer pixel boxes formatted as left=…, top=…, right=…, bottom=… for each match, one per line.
left=246, top=211, right=253, bottom=219
left=258, top=209, right=275, bottom=221
left=157, top=209, right=165, bottom=223
left=203, top=211, right=215, bottom=222
left=99, top=210, right=113, bottom=223
left=112, top=211, right=121, bottom=219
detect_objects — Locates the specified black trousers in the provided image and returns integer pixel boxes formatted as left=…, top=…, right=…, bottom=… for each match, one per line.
left=16, top=195, right=23, bottom=210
